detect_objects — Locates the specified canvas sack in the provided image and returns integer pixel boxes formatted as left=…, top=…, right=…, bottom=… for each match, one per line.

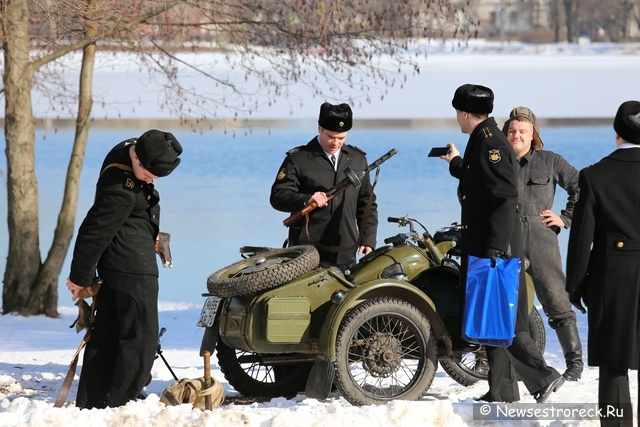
left=160, top=377, right=224, bottom=410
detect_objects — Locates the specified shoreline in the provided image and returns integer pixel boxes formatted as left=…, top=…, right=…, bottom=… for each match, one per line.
left=23, top=117, right=614, bottom=131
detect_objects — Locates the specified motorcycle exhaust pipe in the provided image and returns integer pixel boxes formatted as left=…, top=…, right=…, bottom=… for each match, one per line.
left=237, top=354, right=317, bottom=365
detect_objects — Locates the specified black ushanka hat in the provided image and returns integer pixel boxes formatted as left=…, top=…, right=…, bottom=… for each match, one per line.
left=318, top=102, right=353, bottom=132
left=135, top=129, right=183, bottom=177
left=452, top=84, right=494, bottom=115
left=614, top=101, right=640, bottom=145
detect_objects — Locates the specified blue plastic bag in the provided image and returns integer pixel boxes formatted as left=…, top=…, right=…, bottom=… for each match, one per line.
left=462, top=255, right=521, bottom=348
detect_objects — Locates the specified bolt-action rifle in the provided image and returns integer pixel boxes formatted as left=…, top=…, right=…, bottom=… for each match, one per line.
left=283, top=148, right=397, bottom=227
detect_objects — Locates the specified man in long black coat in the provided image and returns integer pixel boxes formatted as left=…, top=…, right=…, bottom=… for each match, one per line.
left=441, top=84, right=564, bottom=403
left=270, top=102, right=378, bottom=268
left=566, top=100, right=640, bottom=427
left=66, top=130, right=182, bottom=408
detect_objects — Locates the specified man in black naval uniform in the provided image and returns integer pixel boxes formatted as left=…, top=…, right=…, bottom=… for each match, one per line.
left=270, top=102, right=378, bottom=268
left=66, top=129, right=182, bottom=408
left=440, top=84, right=564, bottom=403
left=567, top=101, right=640, bottom=427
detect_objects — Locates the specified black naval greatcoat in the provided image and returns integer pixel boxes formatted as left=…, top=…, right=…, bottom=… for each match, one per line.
left=566, top=148, right=640, bottom=370
left=69, top=139, right=161, bottom=409
left=449, top=117, right=527, bottom=329
left=449, top=117, right=520, bottom=261
left=449, top=117, right=560, bottom=401
left=270, top=137, right=378, bottom=267
left=69, top=140, right=160, bottom=287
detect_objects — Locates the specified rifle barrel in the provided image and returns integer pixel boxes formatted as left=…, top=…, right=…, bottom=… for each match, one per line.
left=282, top=147, right=397, bottom=227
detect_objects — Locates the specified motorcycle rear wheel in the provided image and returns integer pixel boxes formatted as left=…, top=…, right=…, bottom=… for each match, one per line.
left=333, top=297, right=438, bottom=406
left=439, top=305, right=547, bottom=387
left=207, top=245, right=319, bottom=297
left=216, top=339, right=312, bottom=398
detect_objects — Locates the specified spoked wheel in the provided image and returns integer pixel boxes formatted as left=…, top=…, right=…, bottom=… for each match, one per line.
left=439, top=305, right=547, bottom=387
left=439, top=346, right=489, bottom=387
left=333, top=297, right=438, bottom=406
left=207, top=245, right=319, bottom=297
left=216, top=338, right=312, bottom=398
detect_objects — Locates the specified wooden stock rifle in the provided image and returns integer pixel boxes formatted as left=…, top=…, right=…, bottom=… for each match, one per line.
left=283, top=148, right=398, bottom=227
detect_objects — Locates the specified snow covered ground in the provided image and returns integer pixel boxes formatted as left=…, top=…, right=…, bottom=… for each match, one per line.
left=0, top=302, right=616, bottom=427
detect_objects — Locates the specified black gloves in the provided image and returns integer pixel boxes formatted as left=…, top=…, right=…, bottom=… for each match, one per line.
left=569, top=294, right=587, bottom=314
left=485, top=247, right=505, bottom=267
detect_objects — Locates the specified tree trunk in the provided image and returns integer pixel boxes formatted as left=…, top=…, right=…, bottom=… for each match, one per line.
left=563, top=0, right=574, bottom=42
left=553, top=0, right=561, bottom=43
left=24, top=0, right=99, bottom=317
left=2, top=0, right=42, bottom=315
left=2, top=0, right=97, bottom=317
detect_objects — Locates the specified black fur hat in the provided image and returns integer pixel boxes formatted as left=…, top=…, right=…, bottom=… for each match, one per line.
left=614, top=101, right=640, bottom=145
left=452, top=84, right=494, bottom=114
left=135, top=130, right=183, bottom=177
left=318, top=102, right=353, bottom=132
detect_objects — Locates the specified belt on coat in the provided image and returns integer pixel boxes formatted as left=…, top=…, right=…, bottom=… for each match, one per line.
left=520, top=215, right=540, bottom=222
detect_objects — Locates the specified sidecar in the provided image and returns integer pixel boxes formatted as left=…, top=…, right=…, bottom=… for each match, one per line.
left=197, top=228, right=545, bottom=406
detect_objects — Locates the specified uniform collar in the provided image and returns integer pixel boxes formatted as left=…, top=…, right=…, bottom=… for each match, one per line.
left=323, top=148, right=340, bottom=163
left=310, top=137, right=349, bottom=160
left=608, top=147, right=640, bottom=162
left=618, top=142, right=640, bottom=149
left=469, top=117, right=498, bottom=139
left=518, top=147, right=535, bottom=165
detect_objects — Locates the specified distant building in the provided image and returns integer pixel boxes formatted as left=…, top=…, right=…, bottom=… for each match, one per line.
left=451, top=0, right=551, bottom=39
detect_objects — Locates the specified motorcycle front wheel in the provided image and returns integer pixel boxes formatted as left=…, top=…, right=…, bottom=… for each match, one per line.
left=216, top=338, right=312, bottom=398
left=333, top=297, right=438, bottom=406
left=439, top=305, right=547, bottom=387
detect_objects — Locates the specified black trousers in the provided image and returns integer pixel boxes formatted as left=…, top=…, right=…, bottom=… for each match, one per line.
left=75, top=269, right=159, bottom=409
left=486, top=332, right=561, bottom=401
left=484, top=268, right=561, bottom=401
left=598, top=367, right=635, bottom=427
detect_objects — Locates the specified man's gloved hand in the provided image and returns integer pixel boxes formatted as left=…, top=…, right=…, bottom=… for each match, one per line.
left=569, top=294, right=587, bottom=314
left=485, top=247, right=504, bottom=267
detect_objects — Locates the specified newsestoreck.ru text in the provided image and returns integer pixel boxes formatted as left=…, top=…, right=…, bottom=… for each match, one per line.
left=473, top=403, right=632, bottom=421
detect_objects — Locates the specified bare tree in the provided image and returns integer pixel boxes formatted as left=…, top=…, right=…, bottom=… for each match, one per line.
left=617, top=0, right=640, bottom=39
left=1, top=0, right=474, bottom=316
left=573, top=0, right=638, bottom=40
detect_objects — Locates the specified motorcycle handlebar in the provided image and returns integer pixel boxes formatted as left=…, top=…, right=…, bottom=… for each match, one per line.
left=384, top=234, right=408, bottom=245
left=387, top=215, right=417, bottom=233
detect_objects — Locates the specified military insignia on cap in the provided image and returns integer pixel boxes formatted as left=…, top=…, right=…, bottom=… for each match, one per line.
left=488, top=149, right=501, bottom=163
left=276, top=168, right=287, bottom=181
left=339, top=121, right=344, bottom=128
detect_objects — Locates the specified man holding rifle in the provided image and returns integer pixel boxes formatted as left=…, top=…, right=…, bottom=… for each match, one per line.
left=270, top=102, right=378, bottom=269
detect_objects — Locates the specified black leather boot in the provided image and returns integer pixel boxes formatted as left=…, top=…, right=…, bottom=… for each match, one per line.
left=556, top=324, right=584, bottom=381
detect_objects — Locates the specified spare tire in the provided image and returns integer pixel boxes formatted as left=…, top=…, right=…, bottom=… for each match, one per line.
left=206, top=245, right=320, bottom=297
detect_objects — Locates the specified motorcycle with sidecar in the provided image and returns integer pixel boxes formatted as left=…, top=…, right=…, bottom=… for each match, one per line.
left=197, top=215, right=545, bottom=406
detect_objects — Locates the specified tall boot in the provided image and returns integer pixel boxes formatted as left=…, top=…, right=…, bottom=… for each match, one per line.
left=556, top=323, right=584, bottom=381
